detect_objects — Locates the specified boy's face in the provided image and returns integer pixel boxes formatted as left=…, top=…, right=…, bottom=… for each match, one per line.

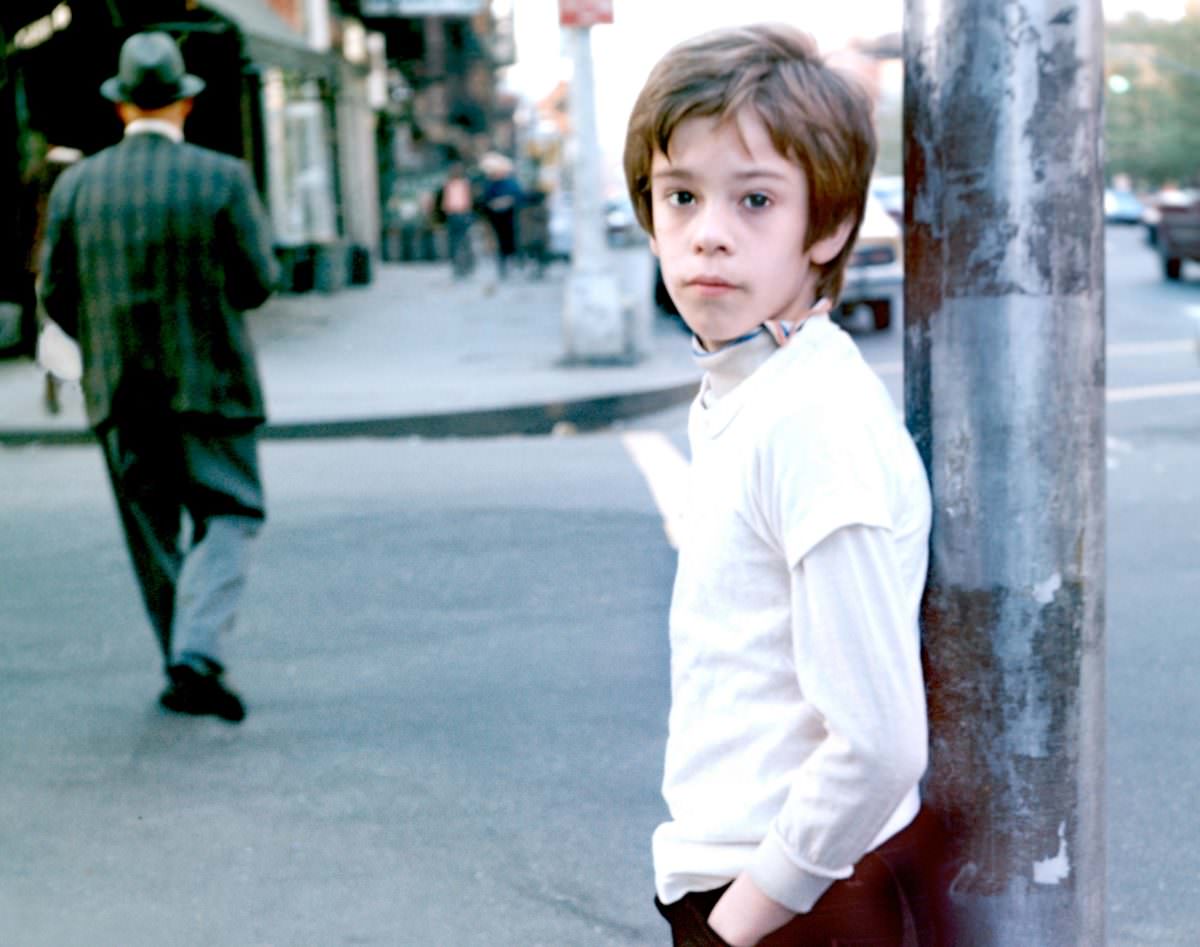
left=648, top=108, right=852, bottom=351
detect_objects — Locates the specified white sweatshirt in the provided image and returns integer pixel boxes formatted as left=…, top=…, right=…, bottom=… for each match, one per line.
left=653, top=317, right=932, bottom=913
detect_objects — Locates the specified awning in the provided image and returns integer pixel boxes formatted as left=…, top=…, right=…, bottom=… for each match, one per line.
left=196, top=0, right=338, bottom=79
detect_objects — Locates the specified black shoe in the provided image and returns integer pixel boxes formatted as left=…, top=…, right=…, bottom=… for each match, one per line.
left=159, top=663, right=246, bottom=723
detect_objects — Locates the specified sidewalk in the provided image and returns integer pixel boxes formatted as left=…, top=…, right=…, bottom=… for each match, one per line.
left=0, top=249, right=700, bottom=444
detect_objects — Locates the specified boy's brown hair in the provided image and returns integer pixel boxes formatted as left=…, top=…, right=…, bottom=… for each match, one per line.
left=623, top=24, right=877, bottom=305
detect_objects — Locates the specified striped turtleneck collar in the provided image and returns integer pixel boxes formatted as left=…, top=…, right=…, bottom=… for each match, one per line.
left=690, top=299, right=833, bottom=405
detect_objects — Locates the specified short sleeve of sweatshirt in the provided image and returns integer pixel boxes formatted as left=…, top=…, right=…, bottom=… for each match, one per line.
left=753, top=409, right=893, bottom=568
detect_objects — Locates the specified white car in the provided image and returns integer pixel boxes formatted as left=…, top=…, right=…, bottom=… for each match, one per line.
left=836, top=193, right=903, bottom=331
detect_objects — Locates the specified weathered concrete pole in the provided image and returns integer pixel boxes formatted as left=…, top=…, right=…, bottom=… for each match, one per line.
left=903, top=1, right=1106, bottom=944
left=561, top=23, right=629, bottom=362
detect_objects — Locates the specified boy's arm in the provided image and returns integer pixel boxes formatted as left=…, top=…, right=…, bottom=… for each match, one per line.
left=713, top=524, right=928, bottom=940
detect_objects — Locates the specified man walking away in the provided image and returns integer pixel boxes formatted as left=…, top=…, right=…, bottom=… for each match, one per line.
left=39, top=32, right=279, bottom=723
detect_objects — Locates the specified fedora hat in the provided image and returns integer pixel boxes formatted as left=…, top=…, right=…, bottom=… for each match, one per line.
left=100, top=32, right=205, bottom=109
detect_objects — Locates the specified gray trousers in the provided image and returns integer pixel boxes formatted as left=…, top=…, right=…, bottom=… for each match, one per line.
left=97, top=413, right=265, bottom=671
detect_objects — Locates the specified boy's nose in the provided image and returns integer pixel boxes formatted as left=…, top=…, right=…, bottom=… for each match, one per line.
left=691, top=203, right=732, bottom=254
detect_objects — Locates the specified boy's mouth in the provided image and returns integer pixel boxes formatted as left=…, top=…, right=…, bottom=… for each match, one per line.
left=687, top=275, right=738, bottom=295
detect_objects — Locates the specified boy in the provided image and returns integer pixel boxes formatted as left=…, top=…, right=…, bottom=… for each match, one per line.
left=624, top=24, right=941, bottom=946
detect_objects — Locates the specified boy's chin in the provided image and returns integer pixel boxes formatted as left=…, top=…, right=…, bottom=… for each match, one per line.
left=691, top=332, right=732, bottom=352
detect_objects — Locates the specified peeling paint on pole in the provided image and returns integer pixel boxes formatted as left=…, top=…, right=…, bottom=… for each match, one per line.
left=904, top=1, right=1106, bottom=944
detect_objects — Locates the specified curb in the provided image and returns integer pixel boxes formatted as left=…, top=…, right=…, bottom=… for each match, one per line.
left=0, top=380, right=699, bottom=447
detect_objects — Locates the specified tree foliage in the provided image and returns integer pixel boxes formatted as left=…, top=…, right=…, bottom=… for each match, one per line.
left=1105, top=11, right=1200, bottom=189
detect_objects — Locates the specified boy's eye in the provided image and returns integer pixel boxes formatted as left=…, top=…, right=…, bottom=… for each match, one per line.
left=743, top=192, right=770, bottom=209
left=666, top=190, right=695, bottom=207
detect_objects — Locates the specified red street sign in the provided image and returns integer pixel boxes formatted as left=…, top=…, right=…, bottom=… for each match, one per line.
left=558, top=0, right=613, bottom=27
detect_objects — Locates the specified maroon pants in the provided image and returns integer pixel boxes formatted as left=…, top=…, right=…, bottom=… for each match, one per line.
left=655, top=808, right=950, bottom=947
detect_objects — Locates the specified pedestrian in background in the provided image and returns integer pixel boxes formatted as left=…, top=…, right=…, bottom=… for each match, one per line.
left=439, top=161, right=476, bottom=277
left=624, top=24, right=946, bottom=946
left=479, top=151, right=522, bottom=280
left=39, top=31, right=278, bottom=723
left=21, top=142, right=82, bottom=413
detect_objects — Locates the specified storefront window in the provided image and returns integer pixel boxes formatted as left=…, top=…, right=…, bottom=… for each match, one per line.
left=261, top=68, right=338, bottom=247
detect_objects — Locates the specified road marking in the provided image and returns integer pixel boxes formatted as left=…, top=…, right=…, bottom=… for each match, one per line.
left=1107, top=379, right=1200, bottom=403
left=621, top=431, right=689, bottom=548
left=1108, top=338, right=1198, bottom=357
left=868, top=338, right=1195, bottom=370
left=867, top=337, right=1200, bottom=404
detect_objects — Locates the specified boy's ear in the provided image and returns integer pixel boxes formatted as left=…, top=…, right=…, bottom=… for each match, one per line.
left=809, top=215, right=857, bottom=265
left=649, top=234, right=659, bottom=257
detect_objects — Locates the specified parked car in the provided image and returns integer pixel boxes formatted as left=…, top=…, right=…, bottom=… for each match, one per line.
left=1154, top=192, right=1200, bottom=281
left=835, top=193, right=903, bottom=331
left=604, top=196, right=640, bottom=247
left=543, top=192, right=644, bottom=259
left=1104, top=188, right=1144, bottom=226
left=1142, top=187, right=1195, bottom=248
left=870, top=175, right=904, bottom=227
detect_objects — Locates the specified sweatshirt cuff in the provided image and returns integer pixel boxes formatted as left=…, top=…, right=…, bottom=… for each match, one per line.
left=746, top=830, right=850, bottom=914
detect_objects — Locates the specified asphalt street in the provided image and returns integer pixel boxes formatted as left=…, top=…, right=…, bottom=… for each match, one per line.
left=1, top=224, right=1197, bottom=946
left=3, top=435, right=676, bottom=946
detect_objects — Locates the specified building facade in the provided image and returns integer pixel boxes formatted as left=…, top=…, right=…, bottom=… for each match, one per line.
left=1, top=0, right=389, bottom=354
left=342, top=0, right=517, bottom=261
left=2, top=0, right=517, bottom=353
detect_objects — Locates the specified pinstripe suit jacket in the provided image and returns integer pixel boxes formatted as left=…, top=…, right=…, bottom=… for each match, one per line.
left=39, top=130, right=278, bottom=428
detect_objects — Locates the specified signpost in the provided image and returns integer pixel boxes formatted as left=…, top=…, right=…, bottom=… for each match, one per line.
left=558, top=0, right=631, bottom=362
left=557, top=0, right=612, bottom=28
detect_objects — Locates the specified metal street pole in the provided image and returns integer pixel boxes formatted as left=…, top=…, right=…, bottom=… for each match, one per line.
left=561, top=22, right=629, bottom=362
left=903, top=1, right=1106, bottom=944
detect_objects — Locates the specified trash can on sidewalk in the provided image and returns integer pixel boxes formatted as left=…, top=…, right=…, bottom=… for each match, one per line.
left=275, top=245, right=315, bottom=294
left=348, top=245, right=372, bottom=285
left=313, top=242, right=348, bottom=294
